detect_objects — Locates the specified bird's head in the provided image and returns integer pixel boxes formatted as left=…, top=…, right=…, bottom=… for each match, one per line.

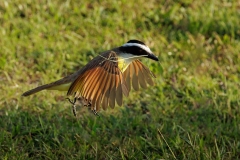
left=119, top=40, right=159, bottom=61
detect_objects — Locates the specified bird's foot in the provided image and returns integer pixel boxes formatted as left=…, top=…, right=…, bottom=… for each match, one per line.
left=92, top=109, right=99, bottom=116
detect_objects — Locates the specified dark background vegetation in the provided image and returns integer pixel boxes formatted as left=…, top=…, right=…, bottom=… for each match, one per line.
left=0, top=0, right=239, bottom=159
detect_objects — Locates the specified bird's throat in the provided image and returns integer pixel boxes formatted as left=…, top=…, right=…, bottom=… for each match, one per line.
left=118, top=54, right=138, bottom=72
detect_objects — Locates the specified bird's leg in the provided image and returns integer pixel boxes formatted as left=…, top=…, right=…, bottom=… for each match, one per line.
left=66, top=97, right=76, bottom=105
left=83, top=100, right=99, bottom=116
left=72, top=98, right=77, bottom=117
left=66, top=97, right=77, bottom=117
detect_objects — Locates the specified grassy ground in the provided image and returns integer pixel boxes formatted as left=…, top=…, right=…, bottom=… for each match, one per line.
left=0, top=0, right=240, bottom=159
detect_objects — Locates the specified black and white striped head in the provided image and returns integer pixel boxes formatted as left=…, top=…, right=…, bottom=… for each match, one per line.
left=119, top=40, right=159, bottom=61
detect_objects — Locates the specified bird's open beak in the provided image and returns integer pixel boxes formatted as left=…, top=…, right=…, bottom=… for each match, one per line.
left=147, top=53, right=159, bottom=61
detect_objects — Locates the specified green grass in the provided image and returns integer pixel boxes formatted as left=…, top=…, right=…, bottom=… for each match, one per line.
left=0, top=0, right=240, bottom=159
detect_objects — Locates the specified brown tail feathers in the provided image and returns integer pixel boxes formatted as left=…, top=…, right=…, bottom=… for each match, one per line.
left=22, top=83, right=56, bottom=96
left=22, top=76, right=74, bottom=96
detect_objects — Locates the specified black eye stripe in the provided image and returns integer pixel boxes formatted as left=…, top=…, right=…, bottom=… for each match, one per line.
left=119, top=46, right=147, bottom=55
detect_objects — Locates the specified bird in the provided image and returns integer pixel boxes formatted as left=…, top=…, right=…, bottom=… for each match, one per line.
left=22, top=40, right=159, bottom=116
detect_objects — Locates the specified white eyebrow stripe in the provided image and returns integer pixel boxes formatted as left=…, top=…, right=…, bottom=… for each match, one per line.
left=122, top=43, right=152, bottom=53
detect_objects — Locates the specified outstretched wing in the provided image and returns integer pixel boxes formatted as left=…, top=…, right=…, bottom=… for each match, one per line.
left=67, top=51, right=129, bottom=111
left=122, top=59, right=156, bottom=92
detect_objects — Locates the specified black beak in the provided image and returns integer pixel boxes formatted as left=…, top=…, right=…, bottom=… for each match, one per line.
left=147, top=53, right=159, bottom=61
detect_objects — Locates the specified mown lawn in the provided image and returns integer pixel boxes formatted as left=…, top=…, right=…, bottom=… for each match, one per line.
left=0, top=0, right=239, bottom=159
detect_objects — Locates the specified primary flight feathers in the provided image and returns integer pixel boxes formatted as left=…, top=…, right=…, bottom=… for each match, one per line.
left=22, top=40, right=159, bottom=112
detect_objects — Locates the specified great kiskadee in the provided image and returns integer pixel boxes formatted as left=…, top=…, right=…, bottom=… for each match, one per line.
left=22, top=40, right=159, bottom=115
